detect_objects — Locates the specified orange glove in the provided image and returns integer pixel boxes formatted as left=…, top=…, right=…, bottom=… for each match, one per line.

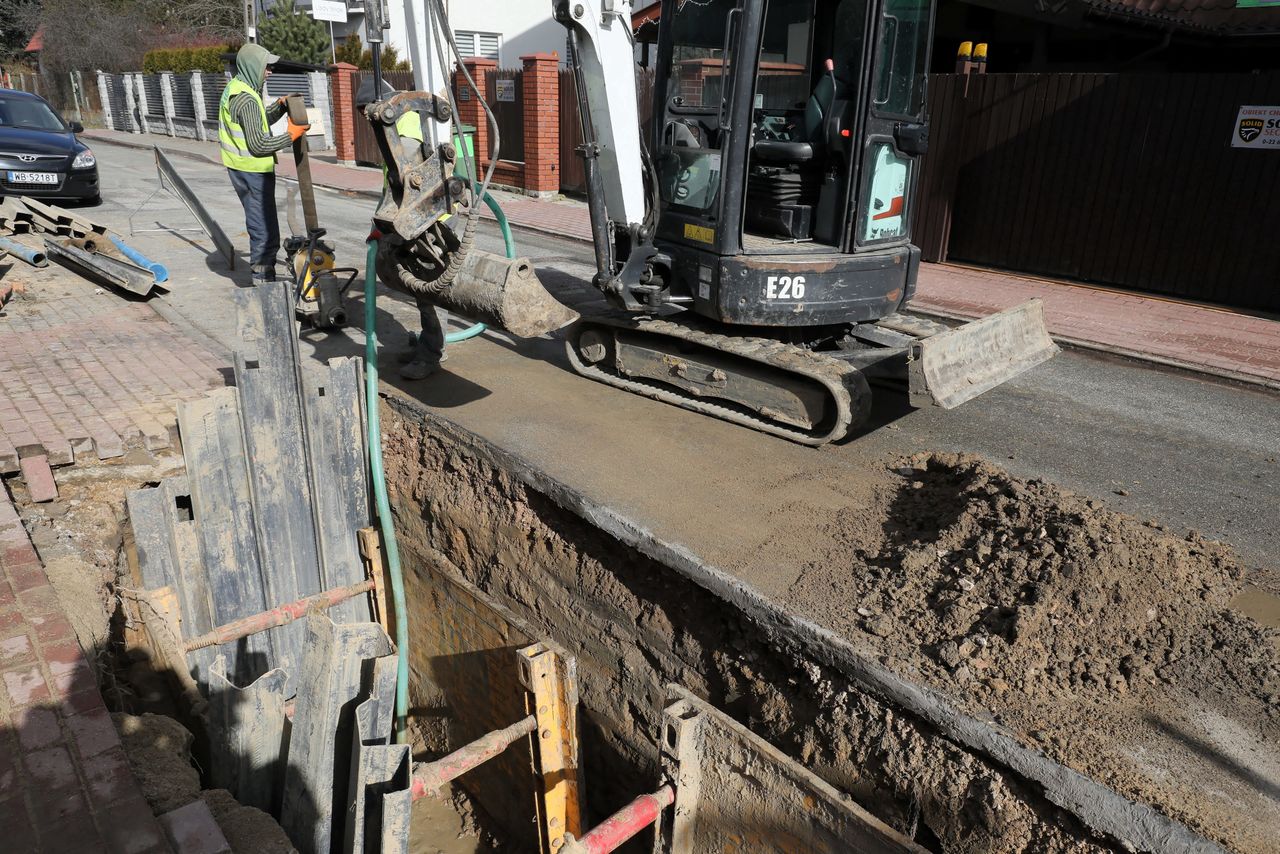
left=287, top=116, right=310, bottom=142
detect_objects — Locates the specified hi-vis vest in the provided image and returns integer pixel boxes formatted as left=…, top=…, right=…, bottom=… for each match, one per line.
left=381, top=111, right=425, bottom=183
left=219, top=78, right=274, bottom=173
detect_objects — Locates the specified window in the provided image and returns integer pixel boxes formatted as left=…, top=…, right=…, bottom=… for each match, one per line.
left=454, top=30, right=501, bottom=62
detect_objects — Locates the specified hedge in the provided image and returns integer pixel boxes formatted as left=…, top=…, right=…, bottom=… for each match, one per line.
left=142, top=45, right=237, bottom=75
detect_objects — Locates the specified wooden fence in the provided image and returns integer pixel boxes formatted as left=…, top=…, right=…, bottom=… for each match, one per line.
left=916, top=72, right=1280, bottom=312
left=559, top=68, right=655, bottom=195
left=352, top=70, right=416, bottom=166
left=483, top=68, right=524, bottom=162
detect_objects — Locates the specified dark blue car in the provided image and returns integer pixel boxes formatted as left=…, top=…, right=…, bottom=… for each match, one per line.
left=0, top=88, right=99, bottom=202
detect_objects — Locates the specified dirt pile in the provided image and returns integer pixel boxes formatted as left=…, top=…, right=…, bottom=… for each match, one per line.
left=785, top=451, right=1280, bottom=850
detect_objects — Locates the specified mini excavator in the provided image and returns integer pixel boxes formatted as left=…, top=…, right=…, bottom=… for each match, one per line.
left=361, top=0, right=1057, bottom=445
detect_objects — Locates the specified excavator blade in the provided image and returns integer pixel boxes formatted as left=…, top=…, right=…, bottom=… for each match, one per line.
left=907, top=299, right=1058, bottom=409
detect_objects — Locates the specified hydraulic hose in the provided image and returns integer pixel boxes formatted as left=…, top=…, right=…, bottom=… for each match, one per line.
left=363, top=190, right=515, bottom=741
left=365, top=237, right=411, bottom=744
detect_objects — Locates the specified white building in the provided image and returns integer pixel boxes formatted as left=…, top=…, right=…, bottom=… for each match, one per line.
left=289, top=0, right=571, bottom=69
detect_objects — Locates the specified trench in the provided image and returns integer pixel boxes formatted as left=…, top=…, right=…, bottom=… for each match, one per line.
left=381, top=394, right=1180, bottom=854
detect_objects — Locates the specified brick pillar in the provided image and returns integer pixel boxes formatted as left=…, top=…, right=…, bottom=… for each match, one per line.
left=454, top=58, right=496, bottom=163
left=521, top=53, right=560, bottom=198
left=96, top=71, right=112, bottom=131
left=329, top=62, right=359, bottom=165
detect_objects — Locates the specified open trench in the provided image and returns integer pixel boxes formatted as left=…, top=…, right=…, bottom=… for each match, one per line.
left=379, top=394, right=1271, bottom=854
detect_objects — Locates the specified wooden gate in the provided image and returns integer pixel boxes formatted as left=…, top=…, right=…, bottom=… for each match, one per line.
left=351, top=70, right=417, bottom=166
left=915, top=72, right=1280, bottom=312
left=484, top=68, right=524, bottom=162
left=559, top=68, right=655, bottom=196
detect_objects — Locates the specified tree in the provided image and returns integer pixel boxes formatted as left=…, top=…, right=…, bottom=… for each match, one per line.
left=334, top=32, right=362, bottom=66
left=332, top=32, right=410, bottom=71
left=257, top=0, right=330, bottom=66
left=0, top=0, right=39, bottom=63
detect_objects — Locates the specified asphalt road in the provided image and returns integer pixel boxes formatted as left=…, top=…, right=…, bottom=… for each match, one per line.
left=89, top=140, right=1280, bottom=574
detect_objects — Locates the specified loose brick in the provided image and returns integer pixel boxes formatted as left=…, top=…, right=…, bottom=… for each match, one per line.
left=19, top=454, right=57, bottom=503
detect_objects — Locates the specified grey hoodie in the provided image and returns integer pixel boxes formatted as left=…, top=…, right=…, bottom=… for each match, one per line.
left=229, top=44, right=291, bottom=158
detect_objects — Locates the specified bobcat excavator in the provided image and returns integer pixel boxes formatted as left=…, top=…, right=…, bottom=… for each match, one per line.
left=362, top=0, right=1057, bottom=445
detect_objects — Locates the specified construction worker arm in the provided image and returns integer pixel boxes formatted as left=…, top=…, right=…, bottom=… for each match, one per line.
left=266, top=97, right=289, bottom=124
left=230, top=93, right=294, bottom=156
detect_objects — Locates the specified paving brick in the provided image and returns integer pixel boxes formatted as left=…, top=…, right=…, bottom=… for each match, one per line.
left=102, top=793, right=171, bottom=854
left=19, top=454, right=57, bottom=503
left=48, top=658, right=96, bottom=699
left=23, top=743, right=77, bottom=790
left=66, top=706, right=120, bottom=758
left=0, top=632, right=34, bottom=666
left=81, top=746, right=134, bottom=808
left=14, top=705, right=62, bottom=751
left=2, top=663, right=51, bottom=707
left=0, top=794, right=37, bottom=851
left=158, top=800, right=231, bottom=854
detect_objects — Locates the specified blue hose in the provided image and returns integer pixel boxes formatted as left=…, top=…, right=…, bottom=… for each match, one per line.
left=365, top=191, right=516, bottom=743
left=109, top=235, right=169, bottom=283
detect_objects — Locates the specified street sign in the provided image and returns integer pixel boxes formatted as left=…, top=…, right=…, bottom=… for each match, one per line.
left=312, top=0, right=348, bottom=22
left=1232, top=105, right=1280, bottom=149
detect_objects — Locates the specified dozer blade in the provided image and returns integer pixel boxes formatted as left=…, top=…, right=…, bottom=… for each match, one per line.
left=907, top=299, right=1058, bottom=409
left=381, top=248, right=579, bottom=338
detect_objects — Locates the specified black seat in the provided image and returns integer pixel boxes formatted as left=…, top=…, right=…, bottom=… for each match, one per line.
left=754, top=140, right=815, bottom=163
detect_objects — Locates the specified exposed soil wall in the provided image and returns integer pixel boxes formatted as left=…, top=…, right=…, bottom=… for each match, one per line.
left=381, top=398, right=1125, bottom=853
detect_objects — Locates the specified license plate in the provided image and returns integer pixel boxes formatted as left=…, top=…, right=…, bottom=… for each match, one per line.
left=8, top=171, right=58, bottom=184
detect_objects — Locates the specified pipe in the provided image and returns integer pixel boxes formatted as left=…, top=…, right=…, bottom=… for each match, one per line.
left=0, top=235, right=47, bottom=267
left=565, top=786, right=675, bottom=854
left=108, top=235, right=168, bottom=283
left=184, top=578, right=375, bottom=652
left=409, top=715, right=537, bottom=800
left=366, top=237, right=410, bottom=744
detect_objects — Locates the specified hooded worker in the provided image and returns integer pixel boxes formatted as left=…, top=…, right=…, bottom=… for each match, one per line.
left=358, top=78, right=447, bottom=381
left=219, top=44, right=310, bottom=283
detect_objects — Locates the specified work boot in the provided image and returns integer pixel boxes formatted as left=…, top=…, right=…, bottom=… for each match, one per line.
left=251, top=264, right=277, bottom=283
left=399, top=359, right=441, bottom=380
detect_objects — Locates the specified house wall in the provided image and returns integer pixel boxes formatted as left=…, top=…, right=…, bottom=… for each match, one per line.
left=443, top=0, right=567, bottom=66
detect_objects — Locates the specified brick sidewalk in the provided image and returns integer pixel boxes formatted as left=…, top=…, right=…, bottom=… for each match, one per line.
left=0, top=491, right=171, bottom=852
left=0, top=276, right=228, bottom=483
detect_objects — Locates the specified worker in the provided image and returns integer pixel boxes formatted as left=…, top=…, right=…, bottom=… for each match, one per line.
left=358, top=78, right=447, bottom=381
left=219, top=43, right=310, bottom=283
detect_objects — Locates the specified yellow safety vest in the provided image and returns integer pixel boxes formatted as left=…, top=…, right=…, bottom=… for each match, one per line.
left=219, top=77, right=275, bottom=173
left=381, top=111, right=425, bottom=183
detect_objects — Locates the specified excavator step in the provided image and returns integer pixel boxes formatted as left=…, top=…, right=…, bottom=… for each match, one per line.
left=565, top=313, right=871, bottom=446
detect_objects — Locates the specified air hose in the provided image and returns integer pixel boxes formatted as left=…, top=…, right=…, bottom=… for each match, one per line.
left=365, top=192, right=515, bottom=742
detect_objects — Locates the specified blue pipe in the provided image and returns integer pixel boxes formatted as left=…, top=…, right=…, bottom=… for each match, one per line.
left=0, top=235, right=46, bottom=268
left=109, top=235, right=169, bottom=283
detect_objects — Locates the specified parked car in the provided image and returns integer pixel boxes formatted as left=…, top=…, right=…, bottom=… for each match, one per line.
left=0, top=88, right=99, bottom=203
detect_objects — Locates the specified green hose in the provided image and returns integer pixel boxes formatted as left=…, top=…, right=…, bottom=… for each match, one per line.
left=442, top=191, right=513, bottom=343
left=364, top=191, right=517, bottom=743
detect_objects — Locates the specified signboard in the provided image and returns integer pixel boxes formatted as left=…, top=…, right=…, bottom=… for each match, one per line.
left=1232, top=105, right=1280, bottom=149
left=495, top=79, right=516, bottom=103
left=311, top=0, right=348, bottom=23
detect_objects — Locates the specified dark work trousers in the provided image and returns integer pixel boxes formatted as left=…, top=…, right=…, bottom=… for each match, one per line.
left=227, top=168, right=281, bottom=280
left=414, top=294, right=446, bottom=364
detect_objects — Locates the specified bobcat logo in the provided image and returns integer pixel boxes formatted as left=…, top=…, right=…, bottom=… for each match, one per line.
left=1239, top=118, right=1264, bottom=143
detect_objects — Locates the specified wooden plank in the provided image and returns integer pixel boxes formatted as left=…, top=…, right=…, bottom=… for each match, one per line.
left=280, top=613, right=394, bottom=854
left=233, top=283, right=323, bottom=675
left=303, top=357, right=371, bottom=625
left=177, top=387, right=274, bottom=686
left=206, top=656, right=289, bottom=815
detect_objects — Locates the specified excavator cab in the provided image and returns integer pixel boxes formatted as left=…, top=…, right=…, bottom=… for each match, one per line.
left=652, top=0, right=931, bottom=326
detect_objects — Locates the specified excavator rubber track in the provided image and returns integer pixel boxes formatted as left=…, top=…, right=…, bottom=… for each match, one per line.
left=565, top=313, right=871, bottom=446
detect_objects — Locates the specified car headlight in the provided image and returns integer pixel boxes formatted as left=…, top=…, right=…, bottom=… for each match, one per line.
left=71, top=148, right=96, bottom=169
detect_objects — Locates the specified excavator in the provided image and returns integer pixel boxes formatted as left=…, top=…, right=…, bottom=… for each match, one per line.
left=362, top=0, right=1057, bottom=445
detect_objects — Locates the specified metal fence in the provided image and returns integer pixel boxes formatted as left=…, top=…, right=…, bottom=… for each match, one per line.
left=560, top=68, right=654, bottom=195
left=915, top=72, right=1280, bottom=312
left=99, top=70, right=334, bottom=150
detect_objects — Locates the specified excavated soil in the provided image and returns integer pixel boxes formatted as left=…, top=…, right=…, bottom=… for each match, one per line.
left=782, top=452, right=1280, bottom=852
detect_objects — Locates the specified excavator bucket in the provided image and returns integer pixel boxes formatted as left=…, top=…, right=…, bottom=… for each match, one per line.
left=907, top=299, right=1058, bottom=409
left=399, top=248, right=580, bottom=339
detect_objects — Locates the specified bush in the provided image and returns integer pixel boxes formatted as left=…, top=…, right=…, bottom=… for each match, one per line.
left=143, top=44, right=236, bottom=74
